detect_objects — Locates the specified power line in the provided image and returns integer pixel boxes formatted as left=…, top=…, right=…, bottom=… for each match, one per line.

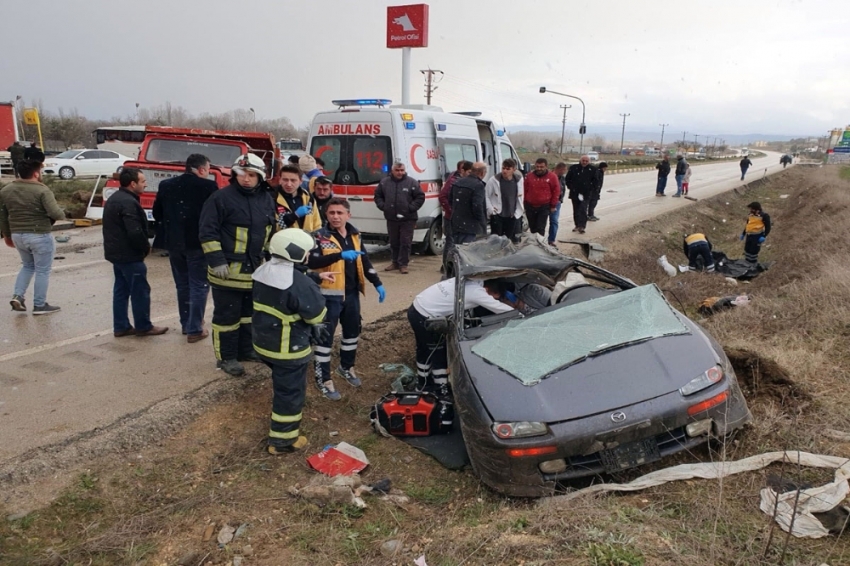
left=420, top=69, right=443, bottom=105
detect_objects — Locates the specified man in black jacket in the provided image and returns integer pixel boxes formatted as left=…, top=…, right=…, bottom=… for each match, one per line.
left=588, top=162, right=607, bottom=221
left=655, top=155, right=671, bottom=196
left=673, top=155, right=688, bottom=197
left=449, top=161, right=487, bottom=245
left=152, top=154, right=218, bottom=343
left=565, top=155, right=596, bottom=234
left=199, top=153, right=277, bottom=376
left=23, top=142, right=45, bottom=163
left=103, top=168, right=168, bottom=338
left=373, top=162, right=424, bottom=274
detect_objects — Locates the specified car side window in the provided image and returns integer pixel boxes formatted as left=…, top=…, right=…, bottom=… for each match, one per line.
left=98, top=151, right=119, bottom=159
left=79, top=151, right=97, bottom=160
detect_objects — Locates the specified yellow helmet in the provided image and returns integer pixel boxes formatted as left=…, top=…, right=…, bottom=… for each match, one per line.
left=269, top=228, right=315, bottom=263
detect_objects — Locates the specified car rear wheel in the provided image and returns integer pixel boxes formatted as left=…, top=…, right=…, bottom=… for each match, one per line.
left=58, top=166, right=75, bottom=180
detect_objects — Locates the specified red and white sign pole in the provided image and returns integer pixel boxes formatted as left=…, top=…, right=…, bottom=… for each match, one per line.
left=386, top=4, right=429, bottom=105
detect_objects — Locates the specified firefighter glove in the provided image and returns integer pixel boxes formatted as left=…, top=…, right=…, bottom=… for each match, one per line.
left=295, top=205, right=313, bottom=218
left=341, top=250, right=365, bottom=262
left=310, top=324, right=329, bottom=344
left=376, top=285, right=386, bottom=303
left=211, top=264, right=230, bottom=280
left=758, top=236, right=766, bottom=244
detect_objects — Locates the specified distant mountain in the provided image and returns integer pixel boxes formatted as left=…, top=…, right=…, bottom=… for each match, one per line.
left=505, top=125, right=813, bottom=145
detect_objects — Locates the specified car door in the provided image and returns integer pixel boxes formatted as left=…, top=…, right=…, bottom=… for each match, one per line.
left=74, top=150, right=100, bottom=176
left=96, top=150, right=124, bottom=175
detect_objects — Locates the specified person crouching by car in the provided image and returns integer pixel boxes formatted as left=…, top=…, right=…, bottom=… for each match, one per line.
left=307, top=198, right=386, bottom=401
left=740, top=201, right=771, bottom=265
left=485, top=158, right=524, bottom=243
left=683, top=233, right=715, bottom=272
left=252, top=229, right=330, bottom=455
left=276, top=165, right=322, bottom=232
left=408, top=278, right=518, bottom=396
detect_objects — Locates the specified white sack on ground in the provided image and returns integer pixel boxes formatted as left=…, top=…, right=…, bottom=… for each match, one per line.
left=539, top=451, right=850, bottom=538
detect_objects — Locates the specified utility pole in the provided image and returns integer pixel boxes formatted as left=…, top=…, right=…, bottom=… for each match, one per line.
left=420, top=69, right=443, bottom=105
left=659, top=123, right=669, bottom=152
left=618, top=113, right=630, bottom=155
left=558, top=104, right=571, bottom=155
left=681, top=131, right=687, bottom=151
left=694, top=134, right=700, bottom=153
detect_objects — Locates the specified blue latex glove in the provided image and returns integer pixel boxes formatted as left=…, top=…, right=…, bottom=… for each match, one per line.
left=505, top=290, right=518, bottom=303
left=758, top=236, right=766, bottom=244
left=376, top=285, right=386, bottom=303
left=739, top=233, right=745, bottom=241
left=341, top=250, right=365, bottom=261
left=294, top=205, right=312, bottom=218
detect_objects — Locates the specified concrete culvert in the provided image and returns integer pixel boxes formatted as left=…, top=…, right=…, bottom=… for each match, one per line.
left=726, top=348, right=812, bottom=412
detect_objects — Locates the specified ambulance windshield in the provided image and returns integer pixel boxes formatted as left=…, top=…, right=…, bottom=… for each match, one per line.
left=310, top=136, right=392, bottom=185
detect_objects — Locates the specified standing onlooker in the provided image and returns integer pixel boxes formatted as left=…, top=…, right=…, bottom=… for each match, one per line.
left=199, top=154, right=277, bottom=376
left=7, top=142, right=24, bottom=177
left=374, top=162, right=424, bottom=274
left=523, top=158, right=560, bottom=237
left=23, top=142, right=45, bottom=163
left=299, top=155, right=323, bottom=192
left=588, top=162, right=607, bottom=221
left=0, top=159, right=65, bottom=314
left=103, top=168, right=168, bottom=336
left=307, top=198, right=385, bottom=400
left=673, top=154, right=688, bottom=197
left=548, top=162, right=567, bottom=245
left=449, top=161, right=487, bottom=245
left=740, top=155, right=753, bottom=181
left=438, top=160, right=472, bottom=272
left=740, top=201, right=771, bottom=265
left=152, top=154, right=218, bottom=342
left=682, top=162, right=692, bottom=195
left=312, top=176, right=335, bottom=224
left=485, top=158, right=524, bottom=242
left=565, top=155, right=596, bottom=234
left=655, top=155, right=671, bottom=196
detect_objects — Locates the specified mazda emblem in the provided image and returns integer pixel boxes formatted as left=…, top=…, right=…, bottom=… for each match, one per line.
left=610, top=411, right=626, bottom=423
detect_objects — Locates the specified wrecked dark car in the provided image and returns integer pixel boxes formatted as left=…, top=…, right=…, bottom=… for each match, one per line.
left=446, top=236, right=752, bottom=497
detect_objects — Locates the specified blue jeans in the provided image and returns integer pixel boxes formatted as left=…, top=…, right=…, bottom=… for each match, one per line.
left=12, top=232, right=55, bottom=307
left=548, top=202, right=561, bottom=243
left=112, top=261, right=152, bottom=333
left=656, top=177, right=668, bottom=195
left=675, top=174, right=685, bottom=195
left=168, top=248, right=209, bottom=335
left=741, top=168, right=748, bottom=180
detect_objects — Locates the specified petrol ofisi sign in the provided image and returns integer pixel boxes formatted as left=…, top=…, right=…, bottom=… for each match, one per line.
left=386, top=4, right=429, bottom=48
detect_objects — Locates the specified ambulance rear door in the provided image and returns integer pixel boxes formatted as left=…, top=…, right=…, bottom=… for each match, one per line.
left=433, top=114, right=480, bottom=181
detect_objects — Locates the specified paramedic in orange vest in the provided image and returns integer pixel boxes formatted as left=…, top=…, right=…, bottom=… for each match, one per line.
left=307, top=198, right=386, bottom=400
left=275, top=165, right=322, bottom=232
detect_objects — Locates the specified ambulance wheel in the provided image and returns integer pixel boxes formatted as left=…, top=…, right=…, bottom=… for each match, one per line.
left=417, top=217, right=444, bottom=256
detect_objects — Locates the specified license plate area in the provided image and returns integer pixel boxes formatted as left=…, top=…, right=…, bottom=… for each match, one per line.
left=600, top=438, right=660, bottom=472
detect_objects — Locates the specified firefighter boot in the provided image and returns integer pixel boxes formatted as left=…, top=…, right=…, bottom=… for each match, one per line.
left=267, top=436, right=308, bottom=455
left=218, top=359, right=245, bottom=377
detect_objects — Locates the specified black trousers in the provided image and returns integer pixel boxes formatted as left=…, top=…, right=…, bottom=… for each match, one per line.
left=211, top=286, right=253, bottom=361
left=587, top=189, right=601, bottom=217
left=744, top=234, right=763, bottom=264
left=525, top=204, right=549, bottom=236
left=571, top=196, right=588, bottom=229
left=387, top=219, right=416, bottom=267
left=490, top=216, right=519, bottom=242
left=267, top=357, right=309, bottom=447
left=313, top=290, right=361, bottom=382
left=407, top=305, right=448, bottom=386
left=687, top=242, right=715, bottom=271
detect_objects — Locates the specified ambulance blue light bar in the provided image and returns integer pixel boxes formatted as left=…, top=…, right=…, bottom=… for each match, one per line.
left=436, top=124, right=446, bottom=131
left=332, top=99, right=392, bottom=108
left=404, top=122, right=416, bottom=130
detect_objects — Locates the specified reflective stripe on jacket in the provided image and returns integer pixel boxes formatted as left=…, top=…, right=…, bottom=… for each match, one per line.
left=252, top=274, right=327, bottom=361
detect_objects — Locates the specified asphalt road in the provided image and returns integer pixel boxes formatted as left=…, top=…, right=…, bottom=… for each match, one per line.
left=0, top=151, right=787, bottom=464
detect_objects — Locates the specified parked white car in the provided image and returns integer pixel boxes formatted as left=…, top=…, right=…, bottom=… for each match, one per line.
left=587, top=151, right=600, bottom=161
left=42, top=149, right=131, bottom=180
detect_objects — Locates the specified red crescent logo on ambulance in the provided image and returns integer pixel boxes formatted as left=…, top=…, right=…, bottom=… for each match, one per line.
left=409, top=144, right=425, bottom=173
left=315, top=145, right=332, bottom=159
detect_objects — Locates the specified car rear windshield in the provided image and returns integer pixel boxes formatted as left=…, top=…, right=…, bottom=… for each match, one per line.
left=470, top=284, right=690, bottom=386
left=309, top=135, right=392, bottom=185
left=144, top=139, right=242, bottom=167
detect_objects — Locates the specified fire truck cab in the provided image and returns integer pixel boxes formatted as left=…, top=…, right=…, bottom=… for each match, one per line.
left=307, top=99, right=520, bottom=255
left=86, top=126, right=278, bottom=221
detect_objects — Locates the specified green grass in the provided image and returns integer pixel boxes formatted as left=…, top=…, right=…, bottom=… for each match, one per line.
left=585, top=542, right=645, bottom=566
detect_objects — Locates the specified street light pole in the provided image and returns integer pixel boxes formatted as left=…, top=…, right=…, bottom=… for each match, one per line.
left=249, top=107, right=256, bottom=125
left=135, top=102, right=140, bottom=124
left=558, top=104, right=571, bottom=155
left=659, top=123, right=669, bottom=152
left=619, top=113, right=630, bottom=155
left=539, top=87, right=586, bottom=154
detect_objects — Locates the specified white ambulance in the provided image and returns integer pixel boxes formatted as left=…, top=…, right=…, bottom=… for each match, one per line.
left=306, top=99, right=522, bottom=255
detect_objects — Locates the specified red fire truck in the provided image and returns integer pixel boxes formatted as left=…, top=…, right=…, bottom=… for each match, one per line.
left=86, top=126, right=279, bottom=221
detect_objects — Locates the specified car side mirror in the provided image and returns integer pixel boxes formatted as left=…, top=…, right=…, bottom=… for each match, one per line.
left=522, top=162, right=531, bottom=175
left=424, top=316, right=450, bottom=335
left=76, top=155, right=85, bottom=160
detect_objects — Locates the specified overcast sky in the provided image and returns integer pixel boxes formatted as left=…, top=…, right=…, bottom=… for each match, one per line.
left=2, top=0, right=846, bottom=137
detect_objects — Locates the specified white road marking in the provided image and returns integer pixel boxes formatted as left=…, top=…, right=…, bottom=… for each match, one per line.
left=0, top=312, right=180, bottom=363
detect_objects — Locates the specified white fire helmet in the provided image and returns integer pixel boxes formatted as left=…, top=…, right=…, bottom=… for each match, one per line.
left=269, top=228, right=315, bottom=263
left=232, top=153, right=267, bottom=180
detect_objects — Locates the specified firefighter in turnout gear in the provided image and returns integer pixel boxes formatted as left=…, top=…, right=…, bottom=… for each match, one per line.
left=740, top=201, right=771, bottom=265
left=275, top=165, right=322, bottom=232
left=307, top=198, right=386, bottom=400
left=199, top=153, right=277, bottom=376
left=253, top=229, right=329, bottom=454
